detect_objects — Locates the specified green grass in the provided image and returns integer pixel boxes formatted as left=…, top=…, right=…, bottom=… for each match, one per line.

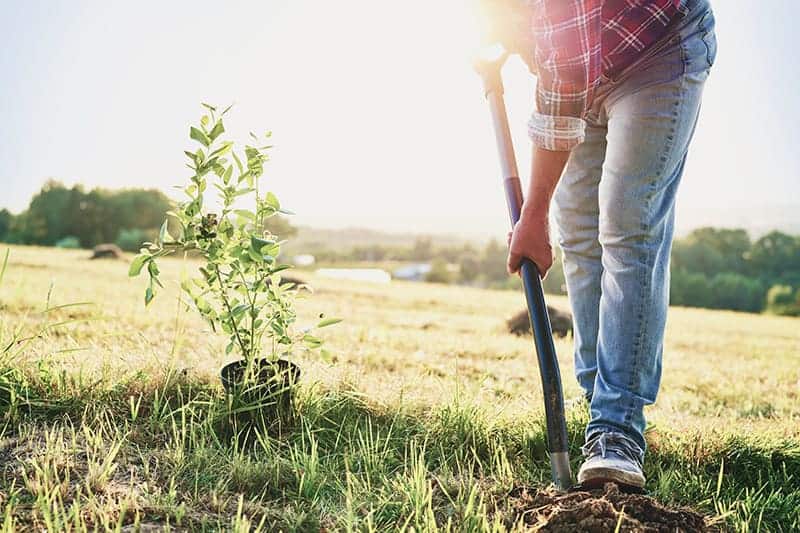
left=1, top=244, right=799, bottom=531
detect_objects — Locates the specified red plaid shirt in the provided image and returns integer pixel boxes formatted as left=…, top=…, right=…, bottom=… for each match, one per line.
left=526, top=0, right=685, bottom=151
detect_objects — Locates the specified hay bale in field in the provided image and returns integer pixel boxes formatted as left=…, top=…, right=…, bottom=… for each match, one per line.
left=89, top=243, right=123, bottom=260
left=507, top=306, right=573, bottom=338
left=277, top=275, right=306, bottom=287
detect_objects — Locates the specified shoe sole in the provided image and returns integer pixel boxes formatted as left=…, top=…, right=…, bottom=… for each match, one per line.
left=577, top=466, right=645, bottom=489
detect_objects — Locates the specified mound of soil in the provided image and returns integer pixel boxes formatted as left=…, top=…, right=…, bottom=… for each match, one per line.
left=507, top=306, right=573, bottom=338
left=276, top=275, right=306, bottom=287
left=509, top=483, right=709, bottom=532
left=90, top=243, right=123, bottom=260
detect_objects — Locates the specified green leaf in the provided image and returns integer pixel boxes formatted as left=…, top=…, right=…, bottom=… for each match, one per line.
left=190, top=126, right=211, bottom=147
left=271, top=264, right=292, bottom=275
left=303, top=334, right=322, bottom=348
left=234, top=209, right=255, bottom=221
left=158, top=220, right=172, bottom=245
left=263, top=244, right=280, bottom=258
left=210, top=141, right=233, bottom=159
left=201, top=103, right=217, bottom=113
left=317, top=317, right=342, bottom=328
left=222, top=165, right=233, bottom=185
left=0, top=248, right=8, bottom=286
left=234, top=187, right=255, bottom=198
left=319, top=349, right=333, bottom=363
left=180, top=278, right=194, bottom=295
left=250, top=236, right=275, bottom=253
left=231, top=303, right=249, bottom=316
left=265, top=192, right=280, bottom=210
left=144, top=286, right=154, bottom=306
left=232, top=151, right=244, bottom=175
left=129, top=254, right=149, bottom=277
left=209, top=120, right=225, bottom=141
left=213, top=182, right=232, bottom=201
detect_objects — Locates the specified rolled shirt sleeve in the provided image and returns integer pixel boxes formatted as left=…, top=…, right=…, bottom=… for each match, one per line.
left=528, top=111, right=586, bottom=151
left=527, top=0, right=603, bottom=151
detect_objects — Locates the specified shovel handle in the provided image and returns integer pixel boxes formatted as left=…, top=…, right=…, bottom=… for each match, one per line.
left=479, top=60, right=572, bottom=489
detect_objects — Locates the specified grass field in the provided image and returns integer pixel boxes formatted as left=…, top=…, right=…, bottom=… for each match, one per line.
left=1, top=244, right=799, bottom=531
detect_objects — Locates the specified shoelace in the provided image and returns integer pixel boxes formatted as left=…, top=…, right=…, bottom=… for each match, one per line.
left=581, top=432, right=644, bottom=467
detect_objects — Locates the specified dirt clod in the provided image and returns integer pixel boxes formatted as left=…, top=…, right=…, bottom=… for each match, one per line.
left=509, top=483, right=709, bottom=532
left=90, top=243, right=123, bottom=260
left=507, top=306, right=573, bottom=338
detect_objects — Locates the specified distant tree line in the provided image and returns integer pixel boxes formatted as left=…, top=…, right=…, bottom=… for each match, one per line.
left=0, top=180, right=172, bottom=251
left=308, top=229, right=800, bottom=316
left=2, top=182, right=797, bottom=316
left=0, top=180, right=298, bottom=253
left=669, top=228, right=800, bottom=315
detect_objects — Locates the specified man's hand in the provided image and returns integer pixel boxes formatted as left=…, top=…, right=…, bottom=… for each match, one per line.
left=507, top=146, right=571, bottom=277
left=507, top=209, right=553, bottom=276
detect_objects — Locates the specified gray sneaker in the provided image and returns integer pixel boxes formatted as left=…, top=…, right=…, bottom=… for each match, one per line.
left=577, top=432, right=646, bottom=489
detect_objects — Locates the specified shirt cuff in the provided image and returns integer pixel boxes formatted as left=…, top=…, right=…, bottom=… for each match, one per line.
left=527, top=111, right=586, bottom=151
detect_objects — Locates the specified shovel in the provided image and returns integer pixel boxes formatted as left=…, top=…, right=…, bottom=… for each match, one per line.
left=476, top=50, right=572, bottom=490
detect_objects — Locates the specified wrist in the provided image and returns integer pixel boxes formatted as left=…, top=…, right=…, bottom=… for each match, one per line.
left=521, top=199, right=550, bottom=219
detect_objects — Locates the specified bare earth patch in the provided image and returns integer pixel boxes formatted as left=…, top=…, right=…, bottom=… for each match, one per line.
left=509, top=483, right=709, bottom=532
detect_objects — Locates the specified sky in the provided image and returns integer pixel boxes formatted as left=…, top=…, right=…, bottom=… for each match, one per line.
left=1, top=0, right=798, bottom=239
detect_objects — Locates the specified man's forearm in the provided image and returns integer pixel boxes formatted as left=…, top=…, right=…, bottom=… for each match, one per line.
left=522, top=146, right=571, bottom=216
left=506, top=146, right=571, bottom=275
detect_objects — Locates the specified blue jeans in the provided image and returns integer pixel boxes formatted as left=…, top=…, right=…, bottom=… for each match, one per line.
left=553, top=0, right=717, bottom=453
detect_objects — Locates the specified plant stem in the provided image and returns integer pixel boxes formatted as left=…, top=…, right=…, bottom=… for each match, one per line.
left=213, top=264, right=248, bottom=359
left=237, top=268, right=261, bottom=361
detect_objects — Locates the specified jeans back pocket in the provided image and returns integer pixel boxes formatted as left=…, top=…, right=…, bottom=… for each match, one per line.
left=699, top=10, right=718, bottom=68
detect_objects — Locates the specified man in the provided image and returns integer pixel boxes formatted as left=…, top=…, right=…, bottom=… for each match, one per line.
left=486, top=0, right=717, bottom=488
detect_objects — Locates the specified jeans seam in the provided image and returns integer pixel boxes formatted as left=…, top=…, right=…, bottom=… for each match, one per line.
left=624, top=81, right=685, bottom=431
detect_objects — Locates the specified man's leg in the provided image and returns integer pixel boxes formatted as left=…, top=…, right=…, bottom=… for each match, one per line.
left=553, top=125, right=607, bottom=399
left=587, top=67, right=709, bottom=453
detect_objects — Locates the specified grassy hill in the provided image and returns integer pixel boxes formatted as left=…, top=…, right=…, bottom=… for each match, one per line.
left=1, top=245, right=798, bottom=530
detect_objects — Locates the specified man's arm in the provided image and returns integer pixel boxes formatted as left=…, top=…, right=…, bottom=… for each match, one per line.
left=507, top=146, right=570, bottom=275
left=505, top=1, right=601, bottom=275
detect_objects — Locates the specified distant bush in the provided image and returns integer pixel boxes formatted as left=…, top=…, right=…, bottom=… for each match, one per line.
left=457, top=252, right=481, bottom=283
left=708, top=273, right=765, bottom=313
left=672, top=270, right=765, bottom=312
left=425, top=259, right=453, bottom=284
left=0, top=209, right=11, bottom=241
left=55, top=236, right=81, bottom=249
left=670, top=271, right=712, bottom=308
left=766, top=284, right=800, bottom=316
left=541, top=249, right=567, bottom=295
left=767, top=285, right=795, bottom=306
left=116, top=228, right=155, bottom=252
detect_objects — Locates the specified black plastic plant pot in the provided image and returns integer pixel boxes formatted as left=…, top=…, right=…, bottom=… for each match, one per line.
left=220, top=358, right=301, bottom=415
